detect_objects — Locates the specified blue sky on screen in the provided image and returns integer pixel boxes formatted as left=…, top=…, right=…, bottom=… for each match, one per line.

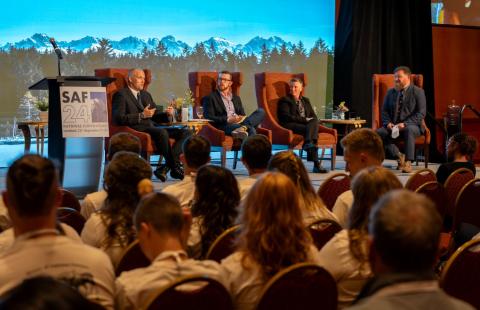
left=0, top=0, right=334, bottom=48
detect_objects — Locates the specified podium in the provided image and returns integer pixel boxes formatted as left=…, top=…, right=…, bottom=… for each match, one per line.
left=29, top=76, right=115, bottom=196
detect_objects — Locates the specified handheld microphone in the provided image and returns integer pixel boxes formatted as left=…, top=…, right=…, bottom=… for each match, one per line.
left=49, top=37, right=63, bottom=60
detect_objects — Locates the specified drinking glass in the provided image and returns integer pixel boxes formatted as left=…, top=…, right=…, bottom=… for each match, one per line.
left=197, top=106, right=204, bottom=119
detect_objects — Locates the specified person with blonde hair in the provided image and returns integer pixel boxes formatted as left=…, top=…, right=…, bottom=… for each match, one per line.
left=267, top=151, right=337, bottom=225
left=221, top=172, right=320, bottom=310
left=318, top=166, right=402, bottom=308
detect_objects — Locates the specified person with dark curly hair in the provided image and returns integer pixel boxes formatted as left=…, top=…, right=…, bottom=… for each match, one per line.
left=81, top=151, right=152, bottom=266
left=436, top=133, right=478, bottom=184
left=188, top=165, right=239, bottom=258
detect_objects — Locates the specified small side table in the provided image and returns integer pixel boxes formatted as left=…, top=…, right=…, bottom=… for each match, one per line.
left=17, top=121, right=48, bottom=155
left=319, top=119, right=367, bottom=135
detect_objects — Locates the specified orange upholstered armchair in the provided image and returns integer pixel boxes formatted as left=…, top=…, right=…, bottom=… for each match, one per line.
left=94, top=68, right=157, bottom=160
left=372, top=74, right=430, bottom=167
left=188, top=72, right=272, bottom=168
left=254, top=72, right=337, bottom=170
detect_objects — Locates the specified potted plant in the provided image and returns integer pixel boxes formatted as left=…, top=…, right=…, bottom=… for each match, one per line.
left=35, top=99, right=49, bottom=122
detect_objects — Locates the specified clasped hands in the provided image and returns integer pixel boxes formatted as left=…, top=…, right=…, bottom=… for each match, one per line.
left=227, top=114, right=244, bottom=124
left=387, top=122, right=405, bottom=130
left=142, top=105, right=175, bottom=119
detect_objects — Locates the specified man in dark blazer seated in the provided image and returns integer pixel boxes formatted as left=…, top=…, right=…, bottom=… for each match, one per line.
left=277, top=77, right=327, bottom=173
left=112, top=68, right=191, bottom=182
left=376, top=66, right=426, bottom=173
left=202, top=71, right=265, bottom=141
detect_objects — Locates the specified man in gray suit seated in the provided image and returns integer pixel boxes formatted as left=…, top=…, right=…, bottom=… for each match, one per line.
left=376, top=66, right=426, bottom=173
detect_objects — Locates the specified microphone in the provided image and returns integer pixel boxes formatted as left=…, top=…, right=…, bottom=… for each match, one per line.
left=49, top=37, right=63, bottom=60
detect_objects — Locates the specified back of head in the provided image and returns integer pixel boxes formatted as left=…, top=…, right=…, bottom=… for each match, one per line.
left=239, top=172, right=312, bottom=277
left=0, top=276, right=103, bottom=310
left=341, top=128, right=385, bottom=163
left=449, top=133, right=478, bottom=159
left=135, top=192, right=183, bottom=236
left=108, top=132, right=141, bottom=159
left=242, top=135, right=272, bottom=170
left=6, top=155, right=58, bottom=217
left=369, top=189, right=442, bottom=273
left=183, top=135, right=211, bottom=169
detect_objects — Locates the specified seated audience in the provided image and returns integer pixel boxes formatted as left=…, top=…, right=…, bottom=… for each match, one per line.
left=332, top=128, right=385, bottom=227
left=436, top=133, right=478, bottom=184
left=238, top=135, right=271, bottom=200
left=0, top=155, right=115, bottom=309
left=221, top=172, right=320, bottom=310
left=163, top=135, right=211, bottom=208
left=81, top=152, right=152, bottom=266
left=81, top=132, right=142, bottom=219
left=0, top=276, right=104, bottom=310
left=318, top=166, right=402, bottom=308
left=115, top=192, right=224, bottom=310
left=348, top=190, right=474, bottom=309
left=188, top=165, right=239, bottom=258
left=267, top=151, right=337, bottom=225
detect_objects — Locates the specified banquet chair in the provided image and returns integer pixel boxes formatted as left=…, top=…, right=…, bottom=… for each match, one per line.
left=308, top=219, right=342, bottom=250
left=404, top=168, right=436, bottom=191
left=205, top=225, right=240, bottom=263
left=317, top=173, right=351, bottom=211
left=115, top=240, right=150, bottom=276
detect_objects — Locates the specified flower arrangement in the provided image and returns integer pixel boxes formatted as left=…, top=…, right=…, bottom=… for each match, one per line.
left=170, top=90, right=195, bottom=109
left=337, top=101, right=349, bottom=113
left=333, top=101, right=349, bottom=120
left=35, top=99, right=49, bottom=111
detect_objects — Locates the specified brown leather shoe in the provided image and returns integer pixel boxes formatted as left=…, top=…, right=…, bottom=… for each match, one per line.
left=396, top=153, right=405, bottom=170
left=402, top=160, right=413, bottom=173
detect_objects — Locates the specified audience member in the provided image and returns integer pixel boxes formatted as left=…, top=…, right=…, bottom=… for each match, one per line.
left=221, top=172, right=320, bottom=310
left=81, top=152, right=152, bottom=266
left=277, top=77, right=327, bottom=173
left=332, top=128, right=385, bottom=227
left=115, top=192, right=224, bottom=310
left=318, top=166, right=402, bottom=308
left=188, top=165, right=239, bottom=258
left=268, top=151, right=336, bottom=225
left=0, top=276, right=104, bottom=310
left=163, top=135, right=211, bottom=207
left=376, top=66, right=426, bottom=173
left=436, top=133, right=478, bottom=184
left=0, top=155, right=115, bottom=309
left=348, top=190, right=474, bottom=309
left=238, top=135, right=271, bottom=200
left=81, top=132, right=142, bottom=219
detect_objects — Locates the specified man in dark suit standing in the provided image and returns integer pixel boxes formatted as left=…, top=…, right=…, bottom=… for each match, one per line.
left=112, top=68, right=191, bottom=182
left=277, top=77, right=327, bottom=173
left=376, top=66, right=426, bottom=173
left=202, top=71, right=265, bottom=140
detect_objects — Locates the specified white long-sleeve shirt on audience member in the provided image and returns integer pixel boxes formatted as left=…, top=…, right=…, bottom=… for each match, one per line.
left=0, top=223, right=81, bottom=253
left=0, top=234, right=115, bottom=309
left=81, top=213, right=130, bottom=266
left=317, top=229, right=372, bottom=309
left=162, top=173, right=196, bottom=208
left=220, top=245, right=321, bottom=310
left=238, top=174, right=263, bottom=201
left=115, top=250, right=225, bottom=310
left=332, top=190, right=354, bottom=228
left=81, top=190, right=107, bottom=219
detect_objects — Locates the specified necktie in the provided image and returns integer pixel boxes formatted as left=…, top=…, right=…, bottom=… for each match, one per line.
left=395, top=91, right=404, bottom=123
left=137, top=92, right=143, bottom=107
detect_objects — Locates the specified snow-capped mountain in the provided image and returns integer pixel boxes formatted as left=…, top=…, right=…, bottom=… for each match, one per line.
left=1, top=33, right=299, bottom=57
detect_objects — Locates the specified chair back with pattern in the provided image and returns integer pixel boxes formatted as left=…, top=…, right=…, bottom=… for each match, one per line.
left=60, top=189, right=81, bottom=211
left=115, top=240, right=150, bottom=276
left=415, top=181, right=448, bottom=224
left=256, top=263, right=337, bottom=310
left=205, top=225, right=240, bottom=263
left=317, top=173, right=351, bottom=211
left=444, top=168, right=475, bottom=219
left=144, top=275, right=233, bottom=310
left=405, top=169, right=436, bottom=191
left=308, top=219, right=342, bottom=250
left=440, top=238, right=480, bottom=309
left=56, top=207, right=86, bottom=235
left=452, top=178, right=480, bottom=235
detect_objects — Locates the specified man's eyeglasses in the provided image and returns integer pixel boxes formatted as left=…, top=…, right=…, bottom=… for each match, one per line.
left=219, top=78, right=232, bottom=82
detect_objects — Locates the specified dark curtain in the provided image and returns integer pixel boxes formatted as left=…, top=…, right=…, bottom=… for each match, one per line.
left=334, top=0, right=440, bottom=159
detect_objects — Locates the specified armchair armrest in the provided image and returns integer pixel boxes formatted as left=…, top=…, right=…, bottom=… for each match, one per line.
left=198, top=124, right=226, bottom=147
left=257, top=127, right=272, bottom=142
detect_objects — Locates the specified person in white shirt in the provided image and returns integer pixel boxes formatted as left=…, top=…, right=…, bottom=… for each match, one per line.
left=163, top=135, right=211, bottom=208
left=81, top=132, right=141, bottom=219
left=318, top=166, right=402, bottom=308
left=267, top=151, right=337, bottom=225
left=188, top=165, right=239, bottom=258
left=81, top=152, right=152, bottom=266
left=332, top=129, right=385, bottom=227
left=237, top=134, right=271, bottom=200
left=0, top=155, right=115, bottom=309
left=221, top=172, right=321, bottom=310
left=115, top=192, right=224, bottom=310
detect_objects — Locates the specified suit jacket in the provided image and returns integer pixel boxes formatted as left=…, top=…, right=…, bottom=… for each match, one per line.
left=112, top=88, right=169, bottom=131
left=381, top=85, right=426, bottom=129
left=202, top=91, right=246, bottom=131
left=277, top=95, right=317, bottom=126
